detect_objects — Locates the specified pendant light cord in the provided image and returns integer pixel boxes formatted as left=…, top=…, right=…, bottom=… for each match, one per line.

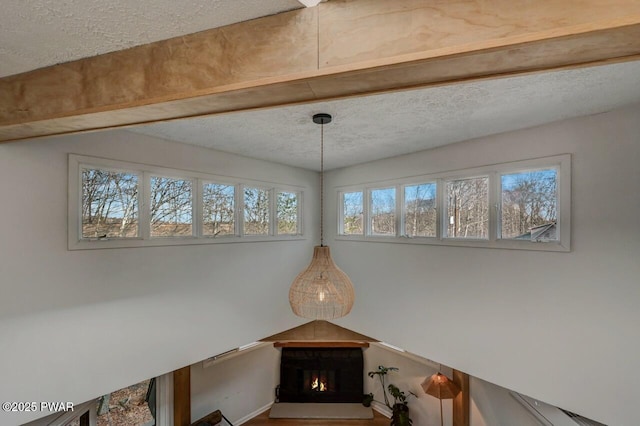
left=320, top=121, right=324, bottom=247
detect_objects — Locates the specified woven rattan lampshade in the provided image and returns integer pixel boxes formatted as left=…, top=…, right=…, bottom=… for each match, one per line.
left=289, top=113, right=355, bottom=320
left=289, top=246, right=355, bottom=319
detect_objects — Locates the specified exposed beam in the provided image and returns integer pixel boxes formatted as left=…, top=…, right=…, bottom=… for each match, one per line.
left=173, top=366, right=191, bottom=426
left=452, top=369, right=470, bottom=426
left=2, top=0, right=640, bottom=142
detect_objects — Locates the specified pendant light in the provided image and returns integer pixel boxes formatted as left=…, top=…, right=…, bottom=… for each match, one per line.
left=289, top=113, right=355, bottom=320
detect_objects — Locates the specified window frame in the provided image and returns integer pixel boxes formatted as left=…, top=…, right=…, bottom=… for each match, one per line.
left=241, top=184, right=273, bottom=237
left=497, top=165, right=560, bottom=242
left=78, top=163, right=143, bottom=241
left=148, top=172, right=196, bottom=239
left=401, top=181, right=438, bottom=239
left=336, top=154, right=570, bottom=252
left=339, top=190, right=365, bottom=236
left=276, top=190, right=303, bottom=236
left=69, top=154, right=305, bottom=250
left=200, top=179, right=238, bottom=239
left=442, top=173, right=491, bottom=241
left=368, top=186, right=398, bottom=237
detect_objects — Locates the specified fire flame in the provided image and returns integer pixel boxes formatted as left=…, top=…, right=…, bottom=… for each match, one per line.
left=311, top=377, right=327, bottom=392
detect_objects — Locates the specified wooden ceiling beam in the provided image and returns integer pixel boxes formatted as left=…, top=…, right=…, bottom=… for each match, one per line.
left=2, top=0, right=640, bottom=143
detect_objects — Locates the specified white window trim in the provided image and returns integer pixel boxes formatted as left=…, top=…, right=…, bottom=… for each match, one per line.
left=368, top=186, right=398, bottom=238
left=147, top=172, right=197, bottom=239
left=69, top=154, right=305, bottom=250
left=441, top=173, right=491, bottom=241
left=400, top=181, right=438, bottom=239
left=200, top=179, right=238, bottom=239
left=339, top=190, right=365, bottom=236
left=276, top=190, right=304, bottom=236
left=336, top=154, right=571, bottom=252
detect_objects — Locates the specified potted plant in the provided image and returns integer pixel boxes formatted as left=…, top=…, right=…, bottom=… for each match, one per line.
left=367, top=365, right=416, bottom=426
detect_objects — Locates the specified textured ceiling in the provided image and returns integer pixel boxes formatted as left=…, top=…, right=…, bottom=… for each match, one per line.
left=131, top=60, right=640, bottom=171
left=0, top=0, right=302, bottom=78
left=3, top=1, right=640, bottom=171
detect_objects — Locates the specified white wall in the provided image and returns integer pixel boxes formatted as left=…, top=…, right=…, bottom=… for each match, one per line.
left=3, top=105, right=639, bottom=425
left=328, top=104, right=640, bottom=426
left=0, top=130, right=317, bottom=425
left=364, top=343, right=540, bottom=426
left=470, top=377, right=539, bottom=426
left=191, top=339, right=541, bottom=426
left=191, top=344, right=279, bottom=424
left=364, top=344, right=446, bottom=425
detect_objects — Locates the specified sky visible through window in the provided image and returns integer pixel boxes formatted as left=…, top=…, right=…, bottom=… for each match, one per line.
left=277, top=191, right=298, bottom=235
left=446, top=176, right=489, bottom=239
left=404, top=183, right=436, bottom=237
left=342, top=191, right=363, bottom=235
left=500, top=169, right=557, bottom=240
left=244, top=187, right=270, bottom=235
left=203, top=183, right=235, bottom=237
left=150, top=176, right=193, bottom=237
left=370, top=187, right=395, bottom=235
left=82, top=168, right=139, bottom=238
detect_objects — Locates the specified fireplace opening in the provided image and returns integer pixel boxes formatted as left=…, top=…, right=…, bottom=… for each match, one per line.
left=307, top=370, right=333, bottom=392
left=279, top=347, right=363, bottom=403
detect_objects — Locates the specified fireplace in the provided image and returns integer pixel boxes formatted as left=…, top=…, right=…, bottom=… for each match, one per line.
left=279, top=347, right=363, bottom=403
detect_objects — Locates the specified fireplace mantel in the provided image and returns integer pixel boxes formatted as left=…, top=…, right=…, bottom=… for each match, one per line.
left=274, top=341, right=369, bottom=348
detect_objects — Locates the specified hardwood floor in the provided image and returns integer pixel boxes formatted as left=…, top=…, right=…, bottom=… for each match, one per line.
left=242, top=409, right=389, bottom=425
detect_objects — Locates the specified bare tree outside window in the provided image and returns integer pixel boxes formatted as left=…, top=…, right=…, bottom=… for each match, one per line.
left=342, top=191, right=363, bottom=235
left=244, top=187, right=270, bottom=235
left=150, top=176, right=193, bottom=237
left=82, top=168, right=139, bottom=238
left=96, top=379, right=154, bottom=426
left=501, top=169, right=557, bottom=240
left=404, top=183, right=436, bottom=237
left=370, top=187, right=396, bottom=235
left=203, top=183, right=235, bottom=237
left=446, top=177, right=489, bottom=239
left=277, top=191, right=299, bottom=235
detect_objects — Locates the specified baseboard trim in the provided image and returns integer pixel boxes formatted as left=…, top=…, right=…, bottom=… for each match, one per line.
left=234, top=402, right=274, bottom=425
left=371, top=401, right=392, bottom=418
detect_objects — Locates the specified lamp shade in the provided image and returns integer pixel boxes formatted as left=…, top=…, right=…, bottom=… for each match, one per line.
left=421, top=373, right=461, bottom=400
left=289, top=246, right=355, bottom=319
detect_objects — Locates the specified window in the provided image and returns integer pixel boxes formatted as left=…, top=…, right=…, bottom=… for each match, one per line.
left=370, top=187, right=396, bottom=236
left=342, top=191, right=364, bottom=235
left=150, top=176, right=193, bottom=237
left=96, top=378, right=155, bottom=426
left=500, top=169, right=557, bottom=241
left=203, top=183, right=235, bottom=237
left=69, top=155, right=304, bottom=249
left=243, top=187, right=270, bottom=236
left=404, top=183, right=436, bottom=237
left=337, top=154, right=570, bottom=251
left=445, top=176, right=489, bottom=239
left=277, top=191, right=299, bottom=235
left=82, top=168, right=139, bottom=239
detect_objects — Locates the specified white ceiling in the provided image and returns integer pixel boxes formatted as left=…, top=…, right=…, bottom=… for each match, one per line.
left=2, top=1, right=640, bottom=171
left=131, top=60, right=640, bottom=170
